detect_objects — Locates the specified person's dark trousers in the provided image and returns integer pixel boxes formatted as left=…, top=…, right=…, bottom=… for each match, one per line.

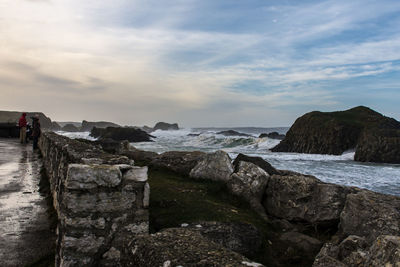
left=33, top=137, right=39, bottom=149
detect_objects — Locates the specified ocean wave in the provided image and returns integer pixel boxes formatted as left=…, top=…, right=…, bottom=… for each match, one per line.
left=56, top=131, right=97, bottom=140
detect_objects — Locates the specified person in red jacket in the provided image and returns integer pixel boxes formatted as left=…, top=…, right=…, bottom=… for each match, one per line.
left=18, top=113, right=27, bottom=144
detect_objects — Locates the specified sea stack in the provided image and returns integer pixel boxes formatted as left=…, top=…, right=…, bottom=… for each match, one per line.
left=271, top=106, right=400, bottom=164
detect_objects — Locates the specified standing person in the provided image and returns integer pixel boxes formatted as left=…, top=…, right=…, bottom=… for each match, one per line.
left=18, top=112, right=27, bottom=144
left=32, top=114, right=41, bottom=149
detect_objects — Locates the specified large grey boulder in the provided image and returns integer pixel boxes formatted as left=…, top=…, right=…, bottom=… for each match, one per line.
left=184, top=221, right=263, bottom=258
left=339, top=190, right=400, bottom=243
left=122, top=228, right=264, bottom=266
left=189, top=150, right=234, bottom=182
left=263, top=174, right=351, bottom=226
left=228, top=161, right=269, bottom=216
left=150, top=151, right=207, bottom=176
left=280, top=231, right=323, bottom=264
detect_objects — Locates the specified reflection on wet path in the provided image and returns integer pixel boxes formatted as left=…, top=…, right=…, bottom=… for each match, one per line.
left=0, top=138, right=55, bottom=266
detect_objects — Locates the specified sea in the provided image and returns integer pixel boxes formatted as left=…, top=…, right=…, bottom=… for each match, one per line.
left=58, top=127, right=400, bottom=197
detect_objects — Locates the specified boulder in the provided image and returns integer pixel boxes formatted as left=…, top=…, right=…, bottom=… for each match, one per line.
left=122, top=228, right=263, bottom=266
left=62, top=123, right=80, bottom=132
left=150, top=151, right=207, bottom=176
left=279, top=231, right=322, bottom=258
left=216, top=130, right=251, bottom=137
left=189, top=150, right=234, bottom=182
left=81, top=120, right=120, bottom=132
left=355, top=128, right=400, bottom=164
left=228, top=161, right=269, bottom=215
left=77, top=138, right=131, bottom=154
left=263, top=174, right=352, bottom=227
left=339, top=189, right=400, bottom=243
left=184, top=221, right=263, bottom=258
left=90, top=126, right=154, bottom=142
left=272, top=106, right=400, bottom=164
left=259, top=132, right=285, bottom=140
left=233, top=153, right=280, bottom=175
left=152, top=122, right=179, bottom=131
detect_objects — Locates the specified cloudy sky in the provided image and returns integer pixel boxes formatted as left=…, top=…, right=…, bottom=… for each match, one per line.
left=1, top=0, right=400, bottom=127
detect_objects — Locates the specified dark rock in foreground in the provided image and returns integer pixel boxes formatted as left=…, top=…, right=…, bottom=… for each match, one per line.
left=61, top=123, right=80, bottom=132
left=272, top=106, right=400, bottom=163
left=123, top=228, right=263, bottom=267
left=217, top=130, right=251, bottom=137
left=259, top=132, right=285, bottom=140
left=90, top=126, right=154, bottom=142
left=153, top=122, right=179, bottom=131
left=150, top=151, right=206, bottom=176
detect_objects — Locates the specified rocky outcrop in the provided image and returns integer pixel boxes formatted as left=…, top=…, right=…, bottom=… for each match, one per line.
left=152, top=122, right=179, bottom=131
left=217, top=130, right=251, bottom=137
left=189, top=150, right=234, bottom=182
left=90, top=126, right=154, bottom=142
left=184, top=221, right=263, bottom=258
left=150, top=151, right=207, bottom=176
left=81, top=120, right=120, bottom=132
left=259, top=132, right=285, bottom=140
left=122, top=228, right=264, bottom=267
left=272, top=106, right=400, bottom=163
left=51, top=121, right=62, bottom=131
left=61, top=123, right=80, bottom=132
left=0, top=110, right=53, bottom=129
left=39, top=132, right=149, bottom=266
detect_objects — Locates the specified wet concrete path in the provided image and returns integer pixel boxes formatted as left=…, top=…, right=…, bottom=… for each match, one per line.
left=0, top=138, right=55, bottom=266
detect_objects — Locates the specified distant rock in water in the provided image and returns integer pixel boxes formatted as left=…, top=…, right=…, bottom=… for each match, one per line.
left=271, top=106, right=400, bottom=164
left=153, top=122, right=179, bottom=131
left=217, top=130, right=251, bottom=137
left=81, top=120, right=120, bottom=132
left=259, top=132, right=285, bottom=140
left=90, top=126, right=154, bottom=142
left=61, top=123, right=80, bottom=132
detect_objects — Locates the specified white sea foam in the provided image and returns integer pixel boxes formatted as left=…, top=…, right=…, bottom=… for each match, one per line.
left=56, top=131, right=97, bottom=141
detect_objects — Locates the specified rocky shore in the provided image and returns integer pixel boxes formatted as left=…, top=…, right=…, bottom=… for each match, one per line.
left=86, top=137, right=400, bottom=266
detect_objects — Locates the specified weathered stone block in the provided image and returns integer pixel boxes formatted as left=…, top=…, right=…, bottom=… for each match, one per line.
left=63, top=234, right=105, bottom=254
left=66, top=164, right=122, bottom=189
left=189, top=150, right=234, bottom=182
left=64, top=191, right=136, bottom=213
left=123, top=166, right=148, bottom=182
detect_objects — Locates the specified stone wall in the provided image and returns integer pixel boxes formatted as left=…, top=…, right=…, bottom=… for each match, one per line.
left=39, top=132, right=149, bottom=266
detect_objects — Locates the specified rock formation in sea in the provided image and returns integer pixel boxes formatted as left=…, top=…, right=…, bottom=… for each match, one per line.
left=80, top=120, right=120, bottom=132
left=90, top=126, right=154, bottom=142
left=61, top=123, right=80, bottom=132
left=0, top=110, right=55, bottom=130
left=216, top=130, right=252, bottom=137
left=259, top=131, right=285, bottom=140
left=152, top=122, right=179, bottom=131
left=271, top=106, right=400, bottom=164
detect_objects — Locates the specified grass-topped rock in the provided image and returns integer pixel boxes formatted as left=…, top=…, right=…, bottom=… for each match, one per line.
left=271, top=106, right=400, bottom=163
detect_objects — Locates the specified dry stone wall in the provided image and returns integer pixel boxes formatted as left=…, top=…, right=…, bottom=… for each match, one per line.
left=39, top=132, right=149, bottom=266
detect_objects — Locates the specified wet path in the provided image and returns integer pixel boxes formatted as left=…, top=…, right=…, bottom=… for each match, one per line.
left=0, top=139, right=55, bottom=266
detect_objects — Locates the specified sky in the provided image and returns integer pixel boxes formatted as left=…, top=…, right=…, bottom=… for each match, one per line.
left=1, top=0, right=400, bottom=127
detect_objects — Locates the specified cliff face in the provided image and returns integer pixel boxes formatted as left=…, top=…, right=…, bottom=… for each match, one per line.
left=271, top=106, right=400, bottom=163
left=0, top=110, right=53, bottom=129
